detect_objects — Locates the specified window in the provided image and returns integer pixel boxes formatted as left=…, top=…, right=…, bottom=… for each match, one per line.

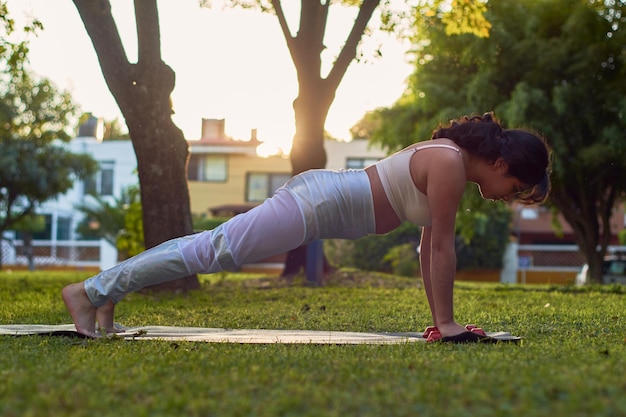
left=100, top=167, right=114, bottom=196
left=346, top=157, right=379, bottom=169
left=203, top=156, right=227, bottom=181
left=607, top=261, right=626, bottom=275
left=246, top=172, right=291, bottom=202
left=56, top=217, right=71, bottom=241
left=85, top=161, right=114, bottom=196
left=187, top=155, right=228, bottom=182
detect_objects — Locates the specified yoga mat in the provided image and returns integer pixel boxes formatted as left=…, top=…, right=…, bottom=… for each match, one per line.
left=0, top=324, right=521, bottom=344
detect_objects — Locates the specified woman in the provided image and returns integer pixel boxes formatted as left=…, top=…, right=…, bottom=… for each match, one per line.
left=63, top=112, right=551, bottom=341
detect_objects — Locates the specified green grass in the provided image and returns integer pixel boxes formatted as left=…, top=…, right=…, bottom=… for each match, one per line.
left=0, top=269, right=624, bottom=417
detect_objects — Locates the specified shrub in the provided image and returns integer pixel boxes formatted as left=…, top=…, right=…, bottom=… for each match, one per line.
left=192, top=213, right=229, bottom=232
left=455, top=207, right=511, bottom=270
left=383, top=243, right=419, bottom=277
left=325, top=222, right=421, bottom=273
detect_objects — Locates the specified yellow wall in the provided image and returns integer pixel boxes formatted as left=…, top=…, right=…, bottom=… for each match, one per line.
left=188, top=154, right=291, bottom=215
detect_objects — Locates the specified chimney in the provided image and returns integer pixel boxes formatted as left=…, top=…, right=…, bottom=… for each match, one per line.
left=201, top=118, right=225, bottom=140
left=250, top=128, right=258, bottom=142
left=77, top=114, right=104, bottom=141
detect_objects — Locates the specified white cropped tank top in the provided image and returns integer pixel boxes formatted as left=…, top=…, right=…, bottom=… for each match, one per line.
left=374, top=143, right=461, bottom=226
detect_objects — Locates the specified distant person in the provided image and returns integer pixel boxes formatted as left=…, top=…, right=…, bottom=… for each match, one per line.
left=63, top=112, right=551, bottom=342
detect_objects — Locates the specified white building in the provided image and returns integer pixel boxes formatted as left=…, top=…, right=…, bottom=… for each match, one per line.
left=1, top=134, right=139, bottom=270
left=40, top=136, right=139, bottom=242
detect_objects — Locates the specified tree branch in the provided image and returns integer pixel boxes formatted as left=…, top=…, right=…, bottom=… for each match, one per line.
left=135, top=0, right=161, bottom=64
left=326, top=0, right=380, bottom=91
left=287, top=1, right=329, bottom=74
left=72, top=0, right=131, bottom=99
left=270, top=0, right=295, bottom=57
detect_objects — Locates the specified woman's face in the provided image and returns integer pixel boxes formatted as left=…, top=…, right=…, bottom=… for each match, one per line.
left=478, top=158, right=529, bottom=203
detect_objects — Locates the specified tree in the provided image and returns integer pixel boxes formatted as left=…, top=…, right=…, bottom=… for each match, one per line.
left=212, top=0, right=384, bottom=275
left=0, top=0, right=41, bottom=73
left=365, top=0, right=626, bottom=283
left=0, top=4, right=97, bottom=268
left=0, top=132, right=97, bottom=253
left=72, top=0, right=198, bottom=291
left=8, top=214, right=45, bottom=271
left=501, top=0, right=626, bottom=284
left=216, top=1, right=492, bottom=276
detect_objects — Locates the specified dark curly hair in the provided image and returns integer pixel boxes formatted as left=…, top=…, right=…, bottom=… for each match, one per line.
left=432, top=112, right=551, bottom=204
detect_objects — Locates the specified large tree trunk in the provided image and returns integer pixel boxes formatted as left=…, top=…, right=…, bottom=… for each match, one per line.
left=73, top=0, right=199, bottom=291
left=550, top=176, right=617, bottom=284
left=273, top=0, right=380, bottom=277
left=281, top=93, right=333, bottom=277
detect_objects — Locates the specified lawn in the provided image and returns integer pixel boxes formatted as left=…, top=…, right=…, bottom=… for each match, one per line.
left=0, top=269, right=624, bottom=417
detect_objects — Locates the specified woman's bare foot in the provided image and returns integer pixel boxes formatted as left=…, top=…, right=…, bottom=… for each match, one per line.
left=61, top=283, right=99, bottom=338
left=436, top=321, right=468, bottom=338
left=96, top=300, right=125, bottom=334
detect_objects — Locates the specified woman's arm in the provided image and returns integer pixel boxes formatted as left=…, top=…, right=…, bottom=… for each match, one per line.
left=419, top=226, right=436, bottom=324
left=421, top=150, right=467, bottom=336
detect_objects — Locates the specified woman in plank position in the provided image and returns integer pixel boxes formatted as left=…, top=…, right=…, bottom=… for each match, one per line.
left=63, top=112, right=551, bottom=342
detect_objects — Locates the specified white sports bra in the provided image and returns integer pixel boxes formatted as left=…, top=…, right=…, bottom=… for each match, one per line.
left=374, top=143, right=461, bottom=226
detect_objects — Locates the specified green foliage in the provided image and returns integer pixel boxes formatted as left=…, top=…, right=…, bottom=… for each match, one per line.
left=116, top=191, right=144, bottom=258
left=0, top=271, right=625, bottom=417
left=367, top=0, right=626, bottom=279
left=0, top=3, right=96, bottom=246
left=326, top=222, right=421, bottom=273
left=0, top=134, right=97, bottom=234
left=75, top=186, right=144, bottom=259
left=75, top=195, right=126, bottom=244
left=8, top=214, right=45, bottom=234
left=191, top=213, right=228, bottom=232
left=454, top=183, right=512, bottom=246
left=0, top=0, right=42, bottom=74
left=456, top=199, right=511, bottom=269
left=1, top=73, right=77, bottom=144
left=382, top=242, right=419, bottom=276
left=414, top=0, right=492, bottom=39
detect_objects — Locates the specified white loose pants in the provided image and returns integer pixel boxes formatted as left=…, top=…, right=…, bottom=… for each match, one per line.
left=84, top=169, right=376, bottom=307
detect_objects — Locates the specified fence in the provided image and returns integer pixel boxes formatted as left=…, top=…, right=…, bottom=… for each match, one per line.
left=2, top=240, right=626, bottom=277
left=1, top=239, right=117, bottom=271
left=517, top=244, right=626, bottom=272
left=517, top=244, right=584, bottom=272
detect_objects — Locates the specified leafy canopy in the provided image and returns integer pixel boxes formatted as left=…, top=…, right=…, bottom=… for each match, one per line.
left=0, top=2, right=96, bottom=238
left=361, top=0, right=626, bottom=278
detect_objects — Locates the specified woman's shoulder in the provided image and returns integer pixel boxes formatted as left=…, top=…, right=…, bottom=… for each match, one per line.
left=401, top=138, right=459, bottom=152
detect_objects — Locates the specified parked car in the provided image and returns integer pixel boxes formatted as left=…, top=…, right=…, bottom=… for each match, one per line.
left=576, top=255, right=626, bottom=285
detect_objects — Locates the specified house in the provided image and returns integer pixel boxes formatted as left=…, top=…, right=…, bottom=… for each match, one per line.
left=187, top=118, right=388, bottom=218
left=513, top=204, right=625, bottom=246
left=187, top=119, right=291, bottom=217
left=1, top=123, right=139, bottom=270
left=186, top=118, right=387, bottom=273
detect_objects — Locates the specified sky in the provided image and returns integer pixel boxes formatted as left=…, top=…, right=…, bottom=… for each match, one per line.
left=7, top=0, right=413, bottom=156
